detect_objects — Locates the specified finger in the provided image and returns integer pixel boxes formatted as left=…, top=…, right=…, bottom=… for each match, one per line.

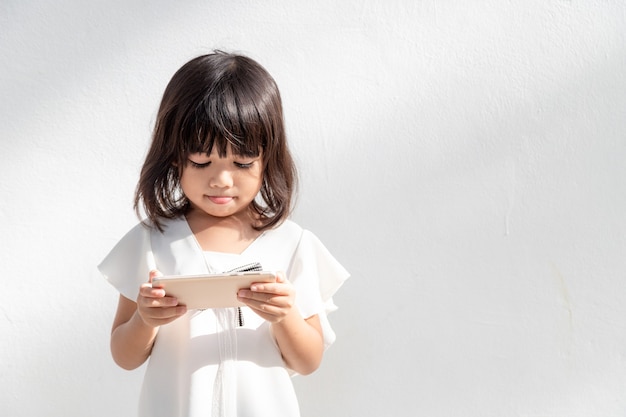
left=245, top=301, right=289, bottom=323
left=250, top=281, right=290, bottom=295
left=140, top=295, right=179, bottom=308
left=143, top=307, right=188, bottom=326
left=239, top=291, right=290, bottom=310
left=238, top=288, right=272, bottom=301
left=245, top=300, right=277, bottom=314
left=139, top=283, right=166, bottom=298
left=150, top=305, right=187, bottom=319
left=149, top=269, right=163, bottom=285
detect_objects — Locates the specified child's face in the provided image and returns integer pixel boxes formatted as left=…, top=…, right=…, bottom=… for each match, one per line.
left=180, top=146, right=263, bottom=222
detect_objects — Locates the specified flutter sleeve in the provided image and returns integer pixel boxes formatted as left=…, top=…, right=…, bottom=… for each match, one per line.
left=288, top=230, right=350, bottom=349
left=97, top=222, right=156, bottom=302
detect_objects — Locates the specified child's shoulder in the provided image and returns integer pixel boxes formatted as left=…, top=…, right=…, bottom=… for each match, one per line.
left=267, top=219, right=332, bottom=251
left=111, top=216, right=178, bottom=246
left=262, top=219, right=303, bottom=244
left=275, top=218, right=302, bottom=233
left=112, top=220, right=151, bottom=244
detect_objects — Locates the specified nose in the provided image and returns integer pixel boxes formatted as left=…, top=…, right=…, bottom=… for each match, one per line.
left=209, top=168, right=234, bottom=188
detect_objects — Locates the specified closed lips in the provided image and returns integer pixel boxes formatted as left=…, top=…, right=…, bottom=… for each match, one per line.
left=208, top=196, right=234, bottom=204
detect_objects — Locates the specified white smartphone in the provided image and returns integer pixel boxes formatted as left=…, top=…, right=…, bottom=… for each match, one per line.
left=152, top=271, right=277, bottom=309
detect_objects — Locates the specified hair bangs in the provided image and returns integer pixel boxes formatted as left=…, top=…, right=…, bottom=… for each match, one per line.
left=181, top=79, right=266, bottom=159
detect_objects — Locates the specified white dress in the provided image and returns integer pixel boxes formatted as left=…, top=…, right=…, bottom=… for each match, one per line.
left=98, top=217, right=349, bottom=417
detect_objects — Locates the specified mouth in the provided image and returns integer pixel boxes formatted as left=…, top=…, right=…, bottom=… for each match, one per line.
left=207, top=196, right=234, bottom=205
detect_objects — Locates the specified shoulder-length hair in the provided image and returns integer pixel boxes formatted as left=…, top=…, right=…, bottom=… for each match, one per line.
left=134, top=51, right=297, bottom=231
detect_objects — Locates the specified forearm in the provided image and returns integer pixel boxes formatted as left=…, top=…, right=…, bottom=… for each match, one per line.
left=272, top=311, right=324, bottom=375
left=111, top=310, right=158, bottom=370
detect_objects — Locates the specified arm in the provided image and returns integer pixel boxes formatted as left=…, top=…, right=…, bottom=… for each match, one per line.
left=110, top=270, right=187, bottom=370
left=110, top=295, right=158, bottom=370
left=272, top=311, right=324, bottom=375
left=237, top=273, right=324, bottom=375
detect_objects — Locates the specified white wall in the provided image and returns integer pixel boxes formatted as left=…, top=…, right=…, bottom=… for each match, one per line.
left=2, top=1, right=625, bottom=416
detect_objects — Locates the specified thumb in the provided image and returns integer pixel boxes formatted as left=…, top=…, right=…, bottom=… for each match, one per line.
left=275, top=271, right=286, bottom=283
left=148, top=269, right=163, bottom=284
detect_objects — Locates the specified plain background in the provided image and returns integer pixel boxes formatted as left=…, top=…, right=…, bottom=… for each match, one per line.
left=2, top=1, right=626, bottom=416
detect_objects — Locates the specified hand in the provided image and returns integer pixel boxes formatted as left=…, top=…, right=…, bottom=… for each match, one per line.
left=237, top=271, right=295, bottom=323
left=136, top=270, right=187, bottom=328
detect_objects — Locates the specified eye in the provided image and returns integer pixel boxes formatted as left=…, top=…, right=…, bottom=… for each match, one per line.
left=188, top=159, right=211, bottom=169
left=234, top=161, right=254, bottom=169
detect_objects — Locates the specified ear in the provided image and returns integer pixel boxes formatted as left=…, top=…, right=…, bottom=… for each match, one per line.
left=171, top=160, right=183, bottom=178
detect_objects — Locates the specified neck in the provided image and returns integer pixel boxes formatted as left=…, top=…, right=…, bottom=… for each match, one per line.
left=185, top=210, right=262, bottom=253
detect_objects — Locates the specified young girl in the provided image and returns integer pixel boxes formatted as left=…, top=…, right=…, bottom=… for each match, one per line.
left=98, top=51, right=349, bottom=417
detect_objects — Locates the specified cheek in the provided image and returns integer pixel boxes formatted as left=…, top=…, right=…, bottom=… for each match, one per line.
left=254, top=170, right=265, bottom=190
left=179, top=170, right=199, bottom=192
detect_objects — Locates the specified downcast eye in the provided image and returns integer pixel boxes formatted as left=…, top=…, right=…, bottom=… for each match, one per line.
left=188, top=160, right=211, bottom=168
left=234, top=161, right=254, bottom=169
